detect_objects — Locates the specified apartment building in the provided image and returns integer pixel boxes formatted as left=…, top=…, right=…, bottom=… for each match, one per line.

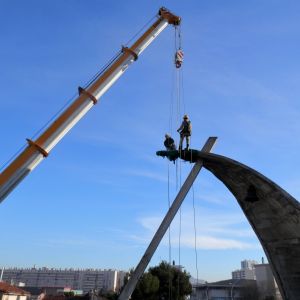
left=1, top=268, right=126, bottom=293
left=232, top=259, right=257, bottom=280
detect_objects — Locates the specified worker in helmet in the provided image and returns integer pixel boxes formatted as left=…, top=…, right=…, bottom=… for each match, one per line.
left=177, top=114, right=192, bottom=150
left=164, top=134, right=176, bottom=151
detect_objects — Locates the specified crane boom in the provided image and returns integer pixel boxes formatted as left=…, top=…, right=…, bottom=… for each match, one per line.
left=0, top=7, right=181, bottom=203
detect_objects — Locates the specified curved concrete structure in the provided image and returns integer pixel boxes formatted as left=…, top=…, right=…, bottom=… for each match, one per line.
left=195, top=152, right=300, bottom=300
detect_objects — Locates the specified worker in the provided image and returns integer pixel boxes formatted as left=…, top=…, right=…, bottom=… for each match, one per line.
left=164, top=134, right=176, bottom=151
left=177, top=114, right=192, bottom=150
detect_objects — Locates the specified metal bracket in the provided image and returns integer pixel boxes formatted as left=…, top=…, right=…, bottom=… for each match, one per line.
left=122, top=46, right=138, bottom=61
left=78, top=87, right=98, bottom=105
left=158, top=7, right=181, bottom=25
left=26, top=139, right=48, bottom=157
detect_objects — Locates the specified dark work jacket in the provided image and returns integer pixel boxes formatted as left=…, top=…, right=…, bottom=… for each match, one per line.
left=178, top=120, right=192, bottom=136
left=164, top=137, right=176, bottom=150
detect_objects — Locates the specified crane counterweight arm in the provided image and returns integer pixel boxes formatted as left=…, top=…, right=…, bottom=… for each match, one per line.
left=0, top=7, right=181, bottom=203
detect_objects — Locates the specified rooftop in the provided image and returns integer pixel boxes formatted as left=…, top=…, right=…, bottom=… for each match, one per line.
left=0, top=281, right=30, bottom=295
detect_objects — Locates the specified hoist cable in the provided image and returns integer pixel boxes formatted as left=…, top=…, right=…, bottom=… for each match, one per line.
left=30, top=48, right=123, bottom=143
left=167, top=162, right=172, bottom=264
left=0, top=45, right=122, bottom=172
left=178, top=24, right=182, bottom=49
left=168, top=67, right=176, bottom=136
left=177, top=158, right=182, bottom=300
left=84, top=51, right=122, bottom=89
left=180, top=70, right=186, bottom=115
left=0, top=144, right=27, bottom=172
left=124, top=15, right=157, bottom=47
left=192, top=184, right=199, bottom=284
left=167, top=161, right=172, bottom=300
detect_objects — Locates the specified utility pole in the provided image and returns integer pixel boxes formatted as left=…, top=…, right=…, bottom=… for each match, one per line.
left=118, top=137, right=217, bottom=300
left=0, top=267, right=4, bottom=282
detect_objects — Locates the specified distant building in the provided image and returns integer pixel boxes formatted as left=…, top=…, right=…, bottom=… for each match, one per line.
left=255, top=263, right=282, bottom=300
left=1, top=268, right=126, bottom=293
left=232, top=259, right=257, bottom=280
left=231, top=259, right=282, bottom=299
left=189, top=276, right=205, bottom=286
left=0, top=281, right=30, bottom=300
left=232, top=268, right=256, bottom=280
left=190, top=279, right=257, bottom=300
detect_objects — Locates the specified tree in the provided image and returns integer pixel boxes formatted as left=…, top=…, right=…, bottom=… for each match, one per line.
left=131, top=272, right=159, bottom=300
left=131, top=261, right=192, bottom=300
left=97, top=289, right=118, bottom=300
left=240, top=283, right=259, bottom=300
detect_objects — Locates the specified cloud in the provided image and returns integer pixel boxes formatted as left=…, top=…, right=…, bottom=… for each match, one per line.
left=195, top=194, right=229, bottom=205
left=197, top=70, right=285, bottom=106
left=36, top=238, right=102, bottom=248
left=181, top=235, right=254, bottom=250
left=124, top=169, right=170, bottom=183
left=134, top=208, right=259, bottom=250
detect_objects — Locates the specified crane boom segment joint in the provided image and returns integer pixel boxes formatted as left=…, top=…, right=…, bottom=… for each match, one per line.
left=78, top=87, right=98, bottom=105
left=122, top=46, right=138, bottom=61
left=26, top=139, right=49, bottom=158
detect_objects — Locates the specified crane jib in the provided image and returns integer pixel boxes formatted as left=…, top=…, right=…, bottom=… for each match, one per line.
left=0, top=7, right=181, bottom=203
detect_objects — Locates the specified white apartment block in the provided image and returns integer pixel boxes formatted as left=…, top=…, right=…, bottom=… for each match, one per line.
left=1, top=268, right=126, bottom=293
left=241, top=259, right=257, bottom=270
left=231, top=259, right=257, bottom=280
left=232, top=268, right=256, bottom=280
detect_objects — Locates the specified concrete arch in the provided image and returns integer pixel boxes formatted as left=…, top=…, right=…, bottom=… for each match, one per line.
left=195, top=151, right=300, bottom=300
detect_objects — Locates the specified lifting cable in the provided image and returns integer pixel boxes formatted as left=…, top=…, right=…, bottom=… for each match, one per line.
left=166, top=21, right=185, bottom=300
left=192, top=184, right=200, bottom=284
left=173, top=23, right=185, bottom=300
left=167, top=161, right=172, bottom=300
left=0, top=50, right=121, bottom=173
left=176, top=26, right=184, bottom=300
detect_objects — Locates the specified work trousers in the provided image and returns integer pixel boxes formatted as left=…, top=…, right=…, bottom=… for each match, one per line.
left=179, top=135, right=190, bottom=150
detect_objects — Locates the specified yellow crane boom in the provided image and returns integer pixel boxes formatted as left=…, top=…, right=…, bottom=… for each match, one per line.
left=0, top=7, right=181, bottom=203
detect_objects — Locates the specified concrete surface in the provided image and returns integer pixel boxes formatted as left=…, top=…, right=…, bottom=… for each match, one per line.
left=195, top=151, right=300, bottom=300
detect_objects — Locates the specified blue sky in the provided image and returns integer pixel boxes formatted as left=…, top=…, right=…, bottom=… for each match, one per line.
left=1, top=0, right=300, bottom=282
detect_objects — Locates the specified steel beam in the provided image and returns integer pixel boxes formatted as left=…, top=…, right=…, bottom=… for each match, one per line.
left=118, top=137, right=217, bottom=300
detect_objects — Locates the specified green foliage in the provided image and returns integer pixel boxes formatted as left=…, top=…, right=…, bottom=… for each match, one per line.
left=98, top=290, right=118, bottom=300
left=240, top=284, right=259, bottom=300
left=131, top=272, right=159, bottom=300
left=63, top=292, right=75, bottom=297
left=131, top=261, right=192, bottom=300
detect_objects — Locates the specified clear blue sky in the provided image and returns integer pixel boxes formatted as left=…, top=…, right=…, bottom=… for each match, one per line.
left=1, top=0, right=300, bottom=282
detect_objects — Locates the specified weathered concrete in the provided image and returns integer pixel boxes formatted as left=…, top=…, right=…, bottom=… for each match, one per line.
left=156, top=149, right=300, bottom=299
left=194, top=151, right=300, bottom=300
